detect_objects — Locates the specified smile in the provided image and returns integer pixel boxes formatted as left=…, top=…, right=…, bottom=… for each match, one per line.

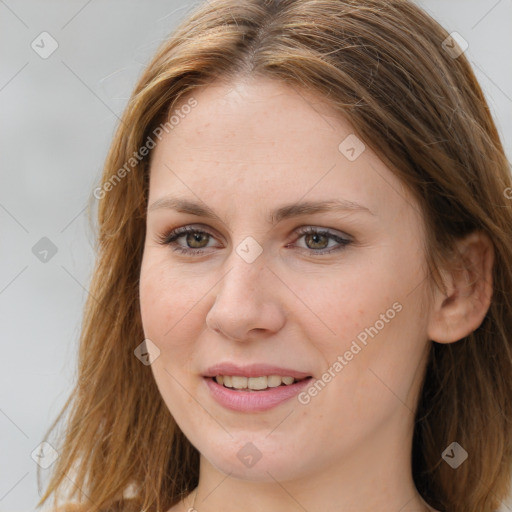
left=204, top=376, right=313, bottom=412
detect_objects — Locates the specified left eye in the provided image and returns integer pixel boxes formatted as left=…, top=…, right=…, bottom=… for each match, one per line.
left=293, top=226, right=352, bottom=254
left=157, top=226, right=352, bottom=256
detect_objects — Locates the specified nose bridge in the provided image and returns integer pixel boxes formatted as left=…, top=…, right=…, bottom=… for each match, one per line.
left=205, top=247, right=285, bottom=340
left=220, top=231, right=272, bottom=300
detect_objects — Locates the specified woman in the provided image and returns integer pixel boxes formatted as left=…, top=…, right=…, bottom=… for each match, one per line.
left=38, top=1, right=512, bottom=511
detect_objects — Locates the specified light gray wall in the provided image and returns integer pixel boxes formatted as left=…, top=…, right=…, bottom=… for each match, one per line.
left=1, top=1, right=510, bottom=511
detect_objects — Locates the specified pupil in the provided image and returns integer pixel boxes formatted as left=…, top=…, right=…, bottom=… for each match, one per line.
left=187, top=232, right=208, bottom=248
left=306, top=233, right=327, bottom=249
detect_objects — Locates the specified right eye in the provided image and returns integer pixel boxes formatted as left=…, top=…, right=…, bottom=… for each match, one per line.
left=156, top=225, right=219, bottom=256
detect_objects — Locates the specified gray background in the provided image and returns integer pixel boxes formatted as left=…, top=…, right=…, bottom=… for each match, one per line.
left=0, top=1, right=511, bottom=511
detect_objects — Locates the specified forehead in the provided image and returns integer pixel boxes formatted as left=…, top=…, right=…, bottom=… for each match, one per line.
left=161, top=78, right=348, bottom=161
left=147, top=77, right=416, bottom=226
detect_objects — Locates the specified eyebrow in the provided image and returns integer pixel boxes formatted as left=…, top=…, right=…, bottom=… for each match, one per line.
left=148, top=196, right=375, bottom=224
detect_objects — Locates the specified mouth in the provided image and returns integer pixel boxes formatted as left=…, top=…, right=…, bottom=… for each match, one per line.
left=205, top=375, right=313, bottom=392
left=201, top=363, right=314, bottom=411
left=203, top=374, right=314, bottom=412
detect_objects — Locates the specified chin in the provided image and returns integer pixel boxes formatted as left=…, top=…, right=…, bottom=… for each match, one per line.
left=197, top=436, right=315, bottom=482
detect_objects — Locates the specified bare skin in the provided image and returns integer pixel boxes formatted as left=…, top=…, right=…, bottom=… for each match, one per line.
left=139, top=76, right=493, bottom=512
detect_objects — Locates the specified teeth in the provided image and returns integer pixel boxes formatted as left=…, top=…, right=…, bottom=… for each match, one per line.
left=231, top=376, right=248, bottom=389
left=267, top=375, right=282, bottom=388
left=214, top=375, right=301, bottom=390
left=248, top=376, right=268, bottom=390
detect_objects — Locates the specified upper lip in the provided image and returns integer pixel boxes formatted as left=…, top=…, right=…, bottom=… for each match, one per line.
left=203, top=362, right=312, bottom=380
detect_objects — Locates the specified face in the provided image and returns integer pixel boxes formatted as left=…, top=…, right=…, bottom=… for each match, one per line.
left=139, top=77, right=432, bottom=484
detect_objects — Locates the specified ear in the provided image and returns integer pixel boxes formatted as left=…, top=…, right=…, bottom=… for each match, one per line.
left=427, top=231, right=494, bottom=344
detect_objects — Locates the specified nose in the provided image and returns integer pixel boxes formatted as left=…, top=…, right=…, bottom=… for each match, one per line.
left=205, top=253, right=287, bottom=342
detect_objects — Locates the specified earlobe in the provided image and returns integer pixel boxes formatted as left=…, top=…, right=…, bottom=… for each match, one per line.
left=427, top=231, right=494, bottom=344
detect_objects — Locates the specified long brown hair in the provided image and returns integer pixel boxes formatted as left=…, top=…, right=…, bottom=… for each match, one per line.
left=38, top=1, right=512, bottom=511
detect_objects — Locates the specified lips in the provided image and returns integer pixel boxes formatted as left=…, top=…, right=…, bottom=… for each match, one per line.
left=204, top=375, right=313, bottom=412
left=202, top=362, right=312, bottom=380
left=201, top=362, right=314, bottom=412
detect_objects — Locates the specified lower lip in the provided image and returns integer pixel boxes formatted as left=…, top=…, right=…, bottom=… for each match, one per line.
left=204, top=377, right=313, bottom=412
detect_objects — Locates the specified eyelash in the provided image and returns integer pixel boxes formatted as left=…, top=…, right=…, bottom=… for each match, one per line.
left=156, top=225, right=352, bottom=256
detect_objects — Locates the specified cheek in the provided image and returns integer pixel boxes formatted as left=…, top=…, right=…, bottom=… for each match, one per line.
left=297, top=259, right=405, bottom=356
left=139, top=260, right=170, bottom=339
left=298, top=247, right=428, bottom=409
left=139, top=255, right=206, bottom=416
left=139, top=252, right=211, bottom=357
